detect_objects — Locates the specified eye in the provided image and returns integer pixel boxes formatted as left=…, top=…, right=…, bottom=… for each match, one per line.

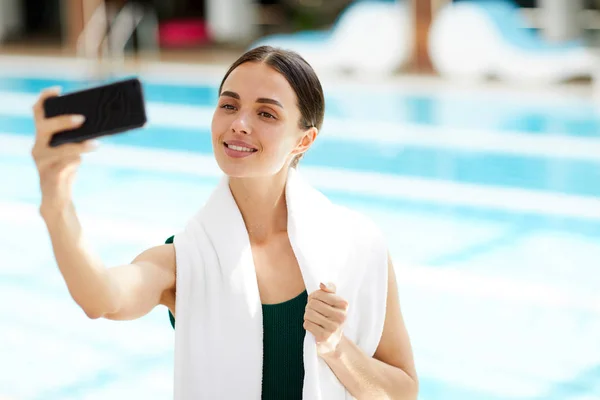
left=259, top=111, right=276, bottom=119
left=220, top=104, right=236, bottom=111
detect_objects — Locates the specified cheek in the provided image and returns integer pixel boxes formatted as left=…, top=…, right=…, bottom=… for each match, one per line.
left=211, top=113, right=218, bottom=138
left=211, top=112, right=227, bottom=141
left=259, top=126, right=293, bottom=154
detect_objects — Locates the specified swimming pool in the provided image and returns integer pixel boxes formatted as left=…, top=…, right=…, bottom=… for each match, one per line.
left=1, top=57, right=599, bottom=400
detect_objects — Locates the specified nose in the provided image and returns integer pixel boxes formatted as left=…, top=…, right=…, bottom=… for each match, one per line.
left=231, top=113, right=250, bottom=135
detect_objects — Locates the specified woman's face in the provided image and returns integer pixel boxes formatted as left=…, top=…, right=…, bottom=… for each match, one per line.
left=211, top=62, right=315, bottom=178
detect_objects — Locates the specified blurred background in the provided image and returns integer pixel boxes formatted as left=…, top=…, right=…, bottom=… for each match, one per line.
left=1, top=0, right=600, bottom=399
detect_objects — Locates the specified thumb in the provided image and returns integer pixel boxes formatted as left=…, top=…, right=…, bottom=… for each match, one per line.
left=319, top=282, right=336, bottom=293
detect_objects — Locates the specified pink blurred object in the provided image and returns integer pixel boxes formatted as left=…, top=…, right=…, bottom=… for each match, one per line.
left=159, top=19, right=211, bottom=47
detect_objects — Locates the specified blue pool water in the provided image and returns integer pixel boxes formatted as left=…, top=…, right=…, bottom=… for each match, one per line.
left=1, top=68, right=599, bottom=400
left=1, top=75, right=599, bottom=137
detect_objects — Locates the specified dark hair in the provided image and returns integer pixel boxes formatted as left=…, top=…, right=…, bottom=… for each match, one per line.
left=218, top=46, right=325, bottom=168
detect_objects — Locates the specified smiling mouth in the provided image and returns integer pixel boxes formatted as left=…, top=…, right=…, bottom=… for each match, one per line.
left=224, top=142, right=257, bottom=153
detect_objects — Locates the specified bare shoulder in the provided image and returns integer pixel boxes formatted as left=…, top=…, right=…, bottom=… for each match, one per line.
left=132, top=243, right=177, bottom=308
left=132, top=242, right=176, bottom=273
left=102, top=242, right=177, bottom=321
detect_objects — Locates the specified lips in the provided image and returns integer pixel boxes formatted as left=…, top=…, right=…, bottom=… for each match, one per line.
left=222, top=139, right=258, bottom=159
left=224, top=140, right=258, bottom=152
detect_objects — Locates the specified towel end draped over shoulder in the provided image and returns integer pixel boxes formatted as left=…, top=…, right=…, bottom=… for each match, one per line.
left=172, top=168, right=389, bottom=399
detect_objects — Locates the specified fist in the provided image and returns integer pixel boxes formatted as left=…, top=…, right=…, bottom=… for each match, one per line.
left=303, top=282, right=349, bottom=357
left=30, top=87, right=98, bottom=212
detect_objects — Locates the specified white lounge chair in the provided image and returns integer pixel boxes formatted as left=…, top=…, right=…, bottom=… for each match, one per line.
left=428, top=0, right=598, bottom=84
left=251, top=0, right=412, bottom=77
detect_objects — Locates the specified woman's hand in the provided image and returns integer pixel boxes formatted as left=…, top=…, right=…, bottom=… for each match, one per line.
left=304, top=282, right=349, bottom=357
left=30, top=87, right=98, bottom=213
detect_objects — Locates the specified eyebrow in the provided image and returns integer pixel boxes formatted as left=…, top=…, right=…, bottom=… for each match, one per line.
left=220, top=91, right=284, bottom=109
left=256, top=98, right=284, bottom=109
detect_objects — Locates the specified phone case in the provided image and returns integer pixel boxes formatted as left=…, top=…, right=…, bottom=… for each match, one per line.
left=43, top=78, right=148, bottom=147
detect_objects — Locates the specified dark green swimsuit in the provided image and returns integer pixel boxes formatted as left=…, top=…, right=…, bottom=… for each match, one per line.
left=165, top=236, right=307, bottom=400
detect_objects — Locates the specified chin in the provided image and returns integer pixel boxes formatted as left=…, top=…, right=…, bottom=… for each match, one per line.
left=214, top=156, right=260, bottom=178
left=214, top=154, right=287, bottom=179
left=219, top=165, right=256, bottom=179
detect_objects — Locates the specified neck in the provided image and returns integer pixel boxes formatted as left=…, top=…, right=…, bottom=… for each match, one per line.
left=228, top=168, right=290, bottom=243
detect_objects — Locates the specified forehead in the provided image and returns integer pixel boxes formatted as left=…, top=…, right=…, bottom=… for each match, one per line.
left=221, top=62, right=297, bottom=106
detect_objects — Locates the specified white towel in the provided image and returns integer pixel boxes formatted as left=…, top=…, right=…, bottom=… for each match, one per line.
left=172, top=168, right=389, bottom=399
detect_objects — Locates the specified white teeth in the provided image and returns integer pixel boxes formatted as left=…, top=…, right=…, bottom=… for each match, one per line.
left=227, top=144, right=255, bottom=152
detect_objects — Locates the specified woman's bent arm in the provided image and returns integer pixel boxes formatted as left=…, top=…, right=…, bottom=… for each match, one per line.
left=42, top=202, right=176, bottom=321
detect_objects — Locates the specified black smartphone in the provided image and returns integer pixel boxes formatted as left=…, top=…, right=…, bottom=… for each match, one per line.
left=43, top=77, right=147, bottom=147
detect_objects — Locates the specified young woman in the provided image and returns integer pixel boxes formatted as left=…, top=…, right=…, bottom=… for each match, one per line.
left=31, top=46, right=418, bottom=399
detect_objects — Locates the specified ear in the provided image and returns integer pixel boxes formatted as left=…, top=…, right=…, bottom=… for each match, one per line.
left=292, top=127, right=318, bottom=157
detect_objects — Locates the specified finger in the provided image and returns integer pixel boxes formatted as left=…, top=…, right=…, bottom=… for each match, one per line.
left=304, top=308, right=337, bottom=332
left=307, top=298, right=346, bottom=323
left=310, top=290, right=348, bottom=310
left=35, top=140, right=98, bottom=169
left=32, top=86, right=62, bottom=120
left=35, top=139, right=98, bottom=160
left=307, top=297, right=335, bottom=317
left=53, top=139, right=99, bottom=155
left=303, top=320, right=327, bottom=341
left=37, top=115, right=86, bottom=140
